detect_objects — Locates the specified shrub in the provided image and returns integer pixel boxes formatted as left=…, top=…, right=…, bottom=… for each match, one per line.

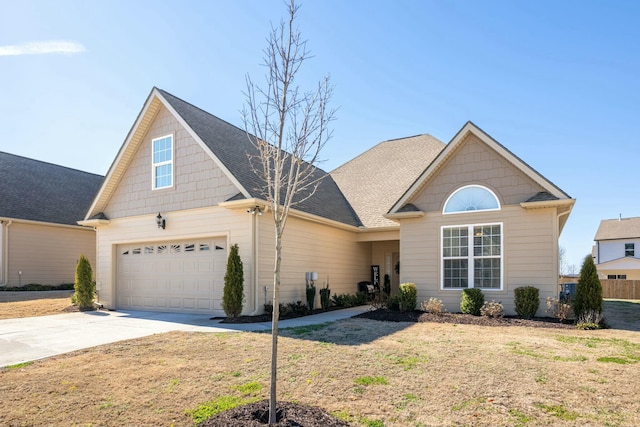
left=3, top=283, right=74, bottom=292
left=74, top=254, right=95, bottom=310
left=331, top=292, right=371, bottom=308
left=319, top=283, right=331, bottom=310
left=460, top=288, right=484, bottom=316
left=287, top=301, right=309, bottom=315
left=398, top=282, right=417, bottom=312
left=354, top=291, right=370, bottom=306
left=222, top=244, right=244, bottom=317
left=420, top=297, right=445, bottom=314
left=546, top=297, right=572, bottom=322
left=514, top=286, right=539, bottom=318
left=386, top=295, right=400, bottom=311
left=306, top=282, right=316, bottom=310
left=573, top=255, right=603, bottom=322
left=576, top=309, right=604, bottom=330
left=331, top=293, right=354, bottom=308
left=370, top=291, right=388, bottom=310
left=480, top=300, right=504, bottom=318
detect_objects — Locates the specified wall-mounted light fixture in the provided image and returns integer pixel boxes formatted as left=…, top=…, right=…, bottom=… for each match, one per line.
left=247, top=206, right=263, bottom=215
left=156, top=212, right=166, bottom=229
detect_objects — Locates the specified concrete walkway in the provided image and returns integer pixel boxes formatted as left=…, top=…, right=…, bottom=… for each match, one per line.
left=0, top=306, right=370, bottom=367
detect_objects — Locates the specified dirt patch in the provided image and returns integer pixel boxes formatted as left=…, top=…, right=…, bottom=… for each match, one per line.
left=201, top=400, right=349, bottom=427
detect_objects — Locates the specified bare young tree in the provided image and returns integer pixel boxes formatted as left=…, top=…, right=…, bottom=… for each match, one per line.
left=559, top=245, right=567, bottom=278
left=242, top=1, right=335, bottom=423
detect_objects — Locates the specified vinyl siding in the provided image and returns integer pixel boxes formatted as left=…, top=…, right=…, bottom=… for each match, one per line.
left=105, top=105, right=239, bottom=218
left=399, top=205, right=558, bottom=315
left=597, top=239, right=640, bottom=264
left=256, top=214, right=370, bottom=308
left=6, top=222, right=95, bottom=287
left=414, top=133, right=546, bottom=212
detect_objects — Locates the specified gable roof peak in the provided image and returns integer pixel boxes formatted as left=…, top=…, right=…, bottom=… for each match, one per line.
left=86, top=87, right=362, bottom=227
left=388, top=121, right=573, bottom=214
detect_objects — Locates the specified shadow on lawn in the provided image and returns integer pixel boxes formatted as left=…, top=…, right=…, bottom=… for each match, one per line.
left=278, top=315, right=415, bottom=346
left=603, top=299, right=640, bottom=332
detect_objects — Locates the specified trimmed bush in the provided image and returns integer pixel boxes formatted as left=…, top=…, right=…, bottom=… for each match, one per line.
left=514, top=286, right=539, bottom=318
left=480, top=300, right=504, bottom=318
left=222, top=244, right=244, bottom=317
left=420, top=297, right=445, bottom=314
left=460, top=288, right=484, bottom=316
left=74, top=254, right=95, bottom=309
left=398, top=282, right=417, bottom=312
left=306, top=282, right=316, bottom=310
left=319, top=284, right=331, bottom=310
left=573, top=255, right=603, bottom=322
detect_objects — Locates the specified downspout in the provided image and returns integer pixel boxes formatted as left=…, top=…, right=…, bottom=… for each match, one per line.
left=2, top=220, right=12, bottom=286
left=249, top=211, right=261, bottom=315
left=557, top=209, right=571, bottom=279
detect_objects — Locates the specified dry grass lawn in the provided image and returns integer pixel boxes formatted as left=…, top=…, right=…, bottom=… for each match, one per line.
left=0, top=291, right=73, bottom=319
left=1, top=298, right=640, bottom=427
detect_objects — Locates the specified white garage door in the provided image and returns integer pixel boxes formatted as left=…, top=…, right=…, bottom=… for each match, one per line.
left=116, top=238, right=227, bottom=314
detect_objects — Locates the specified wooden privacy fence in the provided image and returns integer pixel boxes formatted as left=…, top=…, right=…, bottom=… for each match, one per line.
left=601, top=280, right=639, bottom=300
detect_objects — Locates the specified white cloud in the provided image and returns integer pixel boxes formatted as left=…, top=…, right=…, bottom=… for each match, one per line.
left=0, top=40, right=86, bottom=56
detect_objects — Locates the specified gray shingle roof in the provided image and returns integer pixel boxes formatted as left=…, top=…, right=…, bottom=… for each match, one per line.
left=330, top=134, right=445, bottom=228
left=525, top=191, right=560, bottom=202
left=0, top=152, right=104, bottom=225
left=158, top=89, right=362, bottom=227
left=594, top=217, right=640, bottom=241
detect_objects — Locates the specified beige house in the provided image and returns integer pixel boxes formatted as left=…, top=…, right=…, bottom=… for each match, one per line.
left=593, top=217, right=640, bottom=280
left=81, top=87, right=574, bottom=316
left=0, top=152, right=102, bottom=287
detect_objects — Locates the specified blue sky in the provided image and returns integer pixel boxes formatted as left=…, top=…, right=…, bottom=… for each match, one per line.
left=2, top=0, right=639, bottom=270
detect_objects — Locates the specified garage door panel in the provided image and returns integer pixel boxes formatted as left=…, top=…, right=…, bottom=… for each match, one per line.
left=117, top=238, right=226, bottom=314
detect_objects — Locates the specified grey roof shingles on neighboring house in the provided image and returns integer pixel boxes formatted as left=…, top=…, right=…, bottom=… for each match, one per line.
left=330, top=134, right=446, bottom=228
left=0, top=152, right=103, bottom=226
left=594, top=217, right=640, bottom=241
left=157, top=89, right=362, bottom=227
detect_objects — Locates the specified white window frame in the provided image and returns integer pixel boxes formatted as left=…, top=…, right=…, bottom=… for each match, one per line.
left=625, top=243, right=634, bottom=257
left=441, top=222, right=503, bottom=291
left=152, top=134, right=174, bottom=190
left=443, top=185, right=500, bottom=215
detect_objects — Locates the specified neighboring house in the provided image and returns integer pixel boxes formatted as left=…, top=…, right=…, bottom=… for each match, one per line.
left=81, top=87, right=574, bottom=316
left=0, top=152, right=103, bottom=287
left=593, top=217, right=640, bottom=280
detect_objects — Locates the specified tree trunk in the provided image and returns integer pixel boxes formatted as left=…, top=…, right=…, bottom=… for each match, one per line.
left=269, top=222, right=283, bottom=424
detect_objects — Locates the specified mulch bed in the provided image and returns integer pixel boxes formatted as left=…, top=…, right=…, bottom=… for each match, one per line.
left=201, top=400, right=350, bottom=427
left=220, top=305, right=574, bottom=329
left=217, top=306, right=345, bottom=324
left=355, top=309, right=575, bottom=329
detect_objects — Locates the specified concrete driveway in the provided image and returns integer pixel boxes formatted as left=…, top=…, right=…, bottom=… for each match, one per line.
left=0, top=306, right=369, bottom=367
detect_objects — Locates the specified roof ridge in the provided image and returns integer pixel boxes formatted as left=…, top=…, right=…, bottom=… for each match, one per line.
left=602, top=216, right=640, bottom=221
left=382, top=133, right=435, bottom=143
left=156, top=88, right=250, bottom=138
left=0, top=151, right=104, bottom=178
left=331, top=133, right=444, bottom=174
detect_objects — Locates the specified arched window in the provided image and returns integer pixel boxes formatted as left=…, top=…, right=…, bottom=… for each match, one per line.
left=443, top=185, right=500, bottom=214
